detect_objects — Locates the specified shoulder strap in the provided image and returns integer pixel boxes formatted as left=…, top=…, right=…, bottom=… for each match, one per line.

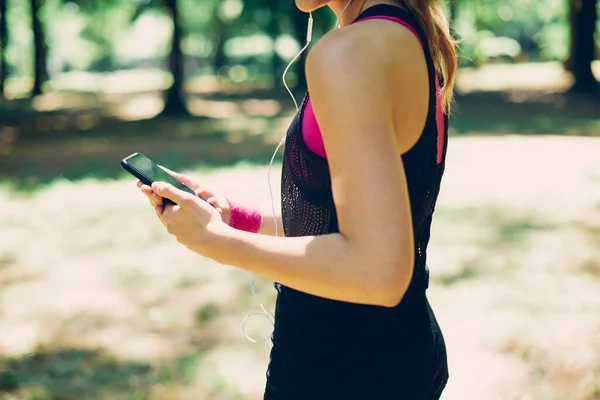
left=353, top=4, right=430, bottom=54
left=352, top=4, right=447, bottom=165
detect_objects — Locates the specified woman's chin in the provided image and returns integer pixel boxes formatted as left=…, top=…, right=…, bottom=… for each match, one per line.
left=295, top=0, right=329, bottom=13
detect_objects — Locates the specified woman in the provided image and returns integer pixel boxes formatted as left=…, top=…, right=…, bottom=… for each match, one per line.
left=138, top=0, right=457, bottom=398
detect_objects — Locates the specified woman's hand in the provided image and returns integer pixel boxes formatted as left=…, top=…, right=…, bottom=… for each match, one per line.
left=137, top=169, right=232, bottom=225
left=136, top=169, right=231, bottom=256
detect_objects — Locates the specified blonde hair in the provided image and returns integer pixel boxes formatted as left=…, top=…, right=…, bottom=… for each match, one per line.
left=401, top=0, right=458, bottom=114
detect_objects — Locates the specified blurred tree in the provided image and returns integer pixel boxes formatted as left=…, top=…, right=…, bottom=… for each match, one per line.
left=565, top=0, right=577, bottom=71
left=30, top=0, right=48, bottom=97
left=161, top=0, right=189, bottom=116
left=128, top=0, right=189, bottom=115
left=211, top=6, right=227, bottom=74
left=61, top=0, right=114, bottom=71
left=569, top=0, right=598, bottom=93
left=449, top=0, right=457, bottom=36
left=0, top=0, right=7, bottom=97
left=265, top=0, right=286, bottom=84
left=210, top=0, right=249, bottom=79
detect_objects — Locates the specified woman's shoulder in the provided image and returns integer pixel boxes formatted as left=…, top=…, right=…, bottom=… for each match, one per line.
left=305, top=16, right=430, bottom=152
left=307, top=17, right=425, bottom=77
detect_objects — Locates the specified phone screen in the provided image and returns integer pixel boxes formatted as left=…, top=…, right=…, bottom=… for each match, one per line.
left=124, top=153, right=196, bottom=196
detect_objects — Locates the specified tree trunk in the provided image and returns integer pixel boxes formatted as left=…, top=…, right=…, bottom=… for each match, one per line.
left=569, top=0, right=598, bottom=94
left=267, top=0, right=286, bottom=86
left=212, top=14, right=227, bottom=75
left=564, top=0, right=577, bottom=71
left=30, top=0, right=48, bottom=97
left=162, top=0, right=189, bottom=116
left=449, top=0, right=458, bottom=37
left=0, top=0, right=7, bottom=97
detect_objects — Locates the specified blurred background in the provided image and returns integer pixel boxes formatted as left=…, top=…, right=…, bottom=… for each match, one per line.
left=0, top=0, right=599, bottom=399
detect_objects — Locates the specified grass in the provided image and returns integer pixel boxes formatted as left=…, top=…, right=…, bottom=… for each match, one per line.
left=1, top=64, right=600, bottom=399
left=581, top=225, right=600, bottom=277
left=495, top=219, right=555, bottom=245
left=434, top=259, right=483, bottom=286
left=0, top=347, right=220, bottom=400
left=1, top=136, right=598, bottom=399
left=0, top=348, right=157, bottom=399
left=0, top=252, right=17, bottom=268
left=500, top=335, right=600, bottom=400
left=194, top=304, right=221, bottom=325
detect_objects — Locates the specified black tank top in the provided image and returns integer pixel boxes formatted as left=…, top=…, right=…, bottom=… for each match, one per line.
left=267, top=3, right=449, bottom=397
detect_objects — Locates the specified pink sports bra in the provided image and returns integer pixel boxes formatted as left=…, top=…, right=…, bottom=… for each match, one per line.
left=301, top=15, right=446, bottom=164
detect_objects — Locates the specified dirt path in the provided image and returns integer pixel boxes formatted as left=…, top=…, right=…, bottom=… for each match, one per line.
left=1, top=135, right=599, bottom=399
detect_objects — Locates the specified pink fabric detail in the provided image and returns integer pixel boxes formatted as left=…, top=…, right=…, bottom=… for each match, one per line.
left=227, top=199, right=262, bottom=233
left=300, top=14, right=446, bottom=164
left=302, top=96, right=327, bottom=158
left=435, top=78, right=445, bottom=164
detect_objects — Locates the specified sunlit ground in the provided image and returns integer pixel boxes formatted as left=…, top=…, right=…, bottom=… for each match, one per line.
left=456, top=60, right=600, bottom=93
left=0, top=135, right=599, bottom=399
left=1, top=62, right=600, bottom=399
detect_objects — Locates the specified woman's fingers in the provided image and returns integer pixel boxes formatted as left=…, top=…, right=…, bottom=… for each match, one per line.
left=154, top=205, right=167, bottom=226
left=137, top=181, right=167, bottom=225
left=137, top=181, right=163, bottom=207
left=196, top=188, right=215, bottom=201
left=151, top=193, right=163, bottom=207
left=158, top=167, right=218, bottom=200
left=207, top=197, right=222, bottom=215
left=138, top=184, right=153, bottom=196
left=159, top=166, right=202, bottom=191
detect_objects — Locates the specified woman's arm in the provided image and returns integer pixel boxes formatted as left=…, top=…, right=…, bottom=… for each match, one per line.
left=258, top=212, right=284, bottom=237
left=217, top=198, right=283, bottom=236
left=208, top=25, right=427, bottom=306
left=207, top=227, right=403, bottom=306
left=153, top=22, right=428, bottom=307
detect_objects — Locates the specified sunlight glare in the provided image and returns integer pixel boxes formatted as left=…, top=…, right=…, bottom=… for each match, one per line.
left=240, top=99, right=281, bottom=117
left=114, top=13, right=172, bottom=62
left=109, top=96, right=163, bottom=121
left=187, top=99, right=239, bottom=119
left=275, top=35, right=302, bottom=60
left=218, top=0, right=244, bottom=21
left=225, top=35, right=273, bottom=58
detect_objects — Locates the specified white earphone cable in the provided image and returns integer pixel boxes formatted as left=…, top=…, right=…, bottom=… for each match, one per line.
left=243, top=1, right=353, bottom=344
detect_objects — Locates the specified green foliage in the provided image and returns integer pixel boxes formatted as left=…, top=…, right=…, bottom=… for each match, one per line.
left=454, top=0, right=570, bottom=65
left=0, top=0, right=595, bottom=93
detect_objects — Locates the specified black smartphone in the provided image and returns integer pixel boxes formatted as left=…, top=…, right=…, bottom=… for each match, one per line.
left=121, top=152, right=200, bottom=206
